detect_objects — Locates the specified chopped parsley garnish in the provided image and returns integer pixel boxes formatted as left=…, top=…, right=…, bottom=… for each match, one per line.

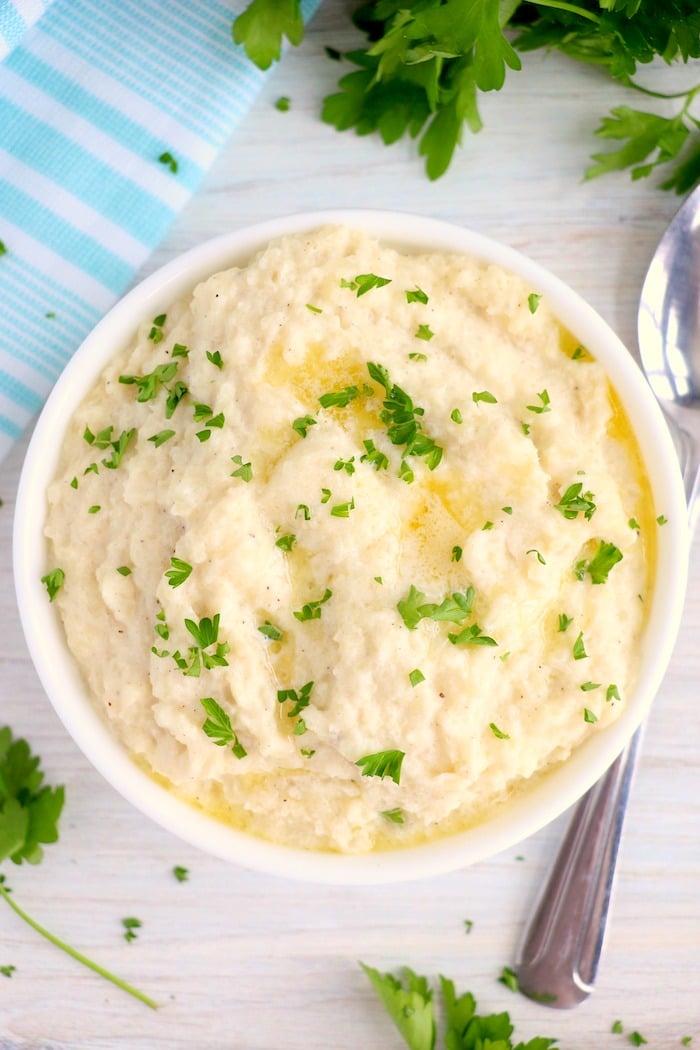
left=300, top=747, right=315, bottom=758
left=277, top=681, right=314, bottom=728
left=408, top=668, right=425, bottom=687
left=172, top=615, right=230, bottom=676
left=629, top=1034, right=648, bottom=1046
left=0, top=240, right=7, bottom=256
left=612, top=1020, right=624, bottom=1034
left=116, top=565, right=132, bottom=576
left=502, top=506, right=513, bottom=515
left=558, top=613, right=573, bottom=632
left=231, top=455, right=253, bottom=482
left=360, top=439, right=389, bottom=471
left=41, top=568, right=65, bottom=602
left=319, top=384, right=371, bottom=409
left=172, top=866, right=189, bottom=882
left=293, top=588, right=332, bottom=622
left=320, top=488, right=331, bottom=503
left=206, top=350, right=224, bottom=369
left=158, top=151, right=178, bottom=173
left=451, top=546, right=462, bottom=562
left=581, top=682, right=601, bottom=692
left=464, top=919, right=474, bottom=934
left=472, top=390, right=497, bottom=404
left=482, top=521, right=494, bottom=531
left=572, top=632, right=588, bottom=660
left=527, top=548, right=546, bottom=564
left=409, top=351, right=428, bottom=361
left=200, top=697, right=246, bottom=758
left=575, top=541, right=623, bottom=584
left=122, top=917, right=142, bottom=943
left=367, top=361, right=443, bottom=474
left=276, top=533, right=296, bottom=551
left=414, top=324, right=434, bottom=341
left=628, top=517, right=641, bottom=531
left=554, top=482, right=597, bottom=521
left=295, top=503, right=310, bottom=520
left=165, top=557, right=192, bottom=588
left=275, top=95, right=291, bottom=111
left=450, top=408, right=463, bottom=424
left=572, top=346, right=586, bottom=360
left=381, top=808, right=404, bottom=824
left=526, top=389, right=551, bottom=414
left=306, top=303, right=322, bottom=314
left=448, top=624, right=498, bottom=647
left=398, top=584, right=475, bottom=629
left=490, top=722, right=510, bottom=740
left=330, top=498, right=355, bottom=518
left=165, top=381, right=188, bottom=418
left=356, top=749, right=405, bottom=784
left=334, top=456, right=356, bottom=475
left=528, top=292, right=542, bottom=313
left=521, top=421, right=531, bottom=435
left=119, top=361, right=177, bottom=401
left=292, top=414, right=317, bottom=438
left=172, top=343, right=189, bottom=358
left=406, top=287, right=428, bottom=304
left=606, top=684, right=621, bottom=703
left=88, top=505, right=101, bottom=514
left=0, top=965, right=16, bottom=978
left=341, top=273, right=391, bottom=296
left=657, top=514, right=668, bottom=525
left=258, top=621, right=283, bottom=641
left=83, top=424, right=115, bottom=448
left=148, top=429, right=175, bottom=447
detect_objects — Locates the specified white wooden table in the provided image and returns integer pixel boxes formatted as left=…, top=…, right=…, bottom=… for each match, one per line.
left=1, top=7, right=698, bottom=1047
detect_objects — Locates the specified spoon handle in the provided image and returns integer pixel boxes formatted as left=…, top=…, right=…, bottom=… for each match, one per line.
left=515, top=728, right=642, bottom=1008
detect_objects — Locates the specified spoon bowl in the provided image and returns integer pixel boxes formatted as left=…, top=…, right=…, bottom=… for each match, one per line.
left=638, top=184, right=700, bottom=522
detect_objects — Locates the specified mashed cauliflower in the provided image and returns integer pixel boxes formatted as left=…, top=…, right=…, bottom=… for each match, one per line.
left=44, top=226, right=653, bottom=852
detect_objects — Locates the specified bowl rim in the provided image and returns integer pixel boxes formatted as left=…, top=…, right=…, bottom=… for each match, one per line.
left=13, top=208, right=690, bottom=884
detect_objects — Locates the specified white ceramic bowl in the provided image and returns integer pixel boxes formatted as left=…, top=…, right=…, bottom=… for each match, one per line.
left=13, top=210, right=689, bottom=884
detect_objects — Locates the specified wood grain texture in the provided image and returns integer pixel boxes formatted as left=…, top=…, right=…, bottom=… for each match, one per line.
left=1, top=6, right=698, bottom=1047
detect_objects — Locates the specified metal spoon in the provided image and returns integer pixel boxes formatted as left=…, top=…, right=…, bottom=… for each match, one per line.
left=515, top=186, right=700, bottom=1008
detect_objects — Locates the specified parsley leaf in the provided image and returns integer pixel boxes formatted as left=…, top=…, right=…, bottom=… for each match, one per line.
left=200, top=697, right=247, bottom=757
left=341, top=273, right=392, bottom=296
left=293, top=588, right=332, bottom=622
left=0, top=727, right=156, bottom=1007
left=165, top=557, right=192, bottom=588
left=361, top=964, right=435, bottom=1050
left=41, top=568, right=64, bottom=602
left=232, top=0, right=303, bottom=70
left=576, top=541, right=623, bottom=584
left=554, top=482, right=597, bottom=521
left=356, top=749, right=405, bottom=784
left=367, top=362, right=443, bottom=473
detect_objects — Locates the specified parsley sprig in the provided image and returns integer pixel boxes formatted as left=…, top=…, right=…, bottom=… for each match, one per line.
left=367, top=362, right=443, bottom=475
left=0, top=727, right=156, bottom=1009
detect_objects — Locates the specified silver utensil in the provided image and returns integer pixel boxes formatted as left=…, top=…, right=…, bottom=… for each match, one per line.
left=515, top=186, right=700, bottom=1008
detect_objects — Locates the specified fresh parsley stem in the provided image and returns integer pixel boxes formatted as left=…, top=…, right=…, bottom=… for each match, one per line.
left=626, top=78, right=700, bottom=104
left=528, top=0, right=600, bottom=23
left=0, top=883, right=158, bottom=1010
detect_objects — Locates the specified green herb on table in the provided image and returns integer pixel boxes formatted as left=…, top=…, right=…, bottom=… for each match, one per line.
left=0, top=964, right=15, bottom=977
left=463, top=919, right=473, bottom=934
left=356, top=749, right=405, bottom=785
left=0, top=727, right=157, bottom=1008
left=612, top=1020, right=624, bottom=1034
left=165, top=556, right=192, bottom=588
left=158, top=151, right=178, bottom=173
left=122, top=917, right=142, bottom=943
left=200, top=697, right=247, bottom=757
left=629, top=1033, right=648, bottom=1047
left=172, top=865, right=189, bottom=883
left=275, top=95, right=291, bottom=111
left=341, top=273, right=391, bottom=296
left=294, top=588, right=332, bottom=622
left=498, top=965, right=519, bottom=992
left=41, top=567, right=64, bottom=601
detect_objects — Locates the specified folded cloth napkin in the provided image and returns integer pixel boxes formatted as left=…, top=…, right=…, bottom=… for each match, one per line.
left=0, top=0, right=319, bottom=461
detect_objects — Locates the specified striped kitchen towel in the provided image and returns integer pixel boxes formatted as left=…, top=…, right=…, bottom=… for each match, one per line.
left=0, top=0, right=319, bottom=459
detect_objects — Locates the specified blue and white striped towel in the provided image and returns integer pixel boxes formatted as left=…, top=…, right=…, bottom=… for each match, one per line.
left=0, top=0, right=319, bottom=460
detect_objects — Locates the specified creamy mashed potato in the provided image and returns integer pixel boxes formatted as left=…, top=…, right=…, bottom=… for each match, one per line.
left=44, top=226, right=653, bottom=852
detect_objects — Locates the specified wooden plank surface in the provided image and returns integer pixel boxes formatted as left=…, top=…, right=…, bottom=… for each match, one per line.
left=1, top=6, right=698, bottom=1047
